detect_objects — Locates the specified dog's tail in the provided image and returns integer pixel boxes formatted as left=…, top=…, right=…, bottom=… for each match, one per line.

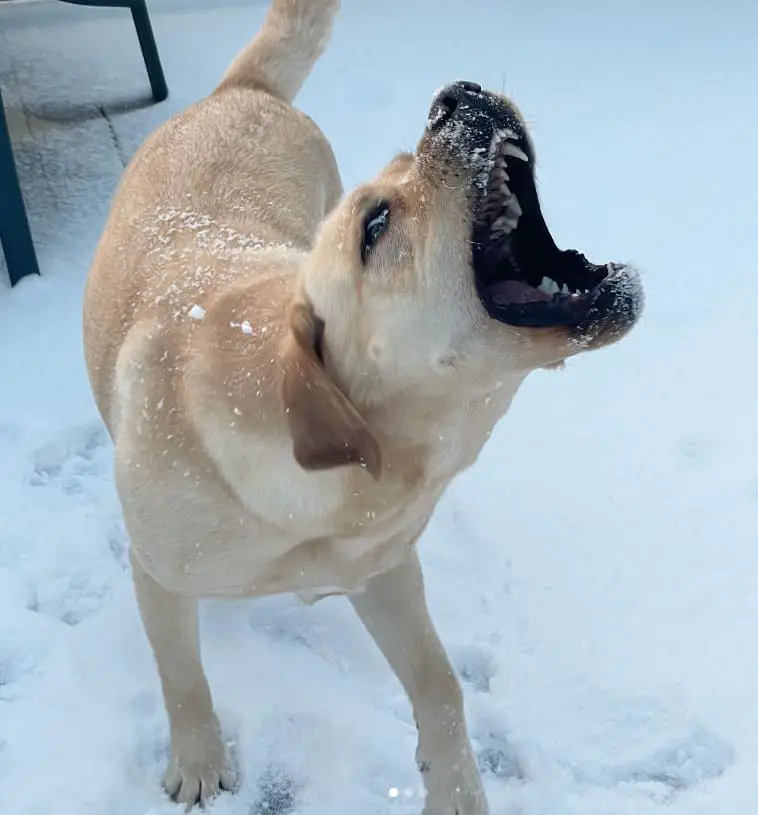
left=216, top=0, right=340, bottom=103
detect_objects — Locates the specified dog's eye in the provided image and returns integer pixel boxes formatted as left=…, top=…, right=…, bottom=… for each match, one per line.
left=361, top=202, right=391, bottom=263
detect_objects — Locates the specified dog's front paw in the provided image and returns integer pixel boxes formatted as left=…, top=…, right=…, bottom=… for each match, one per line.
left=421, top=774, right=489, bottom=815
left=419, top=748, right=489, bottom=815
left=164, top=724, right=237, bottom=810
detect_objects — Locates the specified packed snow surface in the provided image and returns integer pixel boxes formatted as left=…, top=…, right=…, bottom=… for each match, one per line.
left=0, top=1, right=756, bottom=813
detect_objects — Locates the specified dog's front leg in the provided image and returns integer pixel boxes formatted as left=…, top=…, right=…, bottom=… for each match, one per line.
left=349, top=547, right=488, bottom=815
left=130, top=551, right=236, bottom=809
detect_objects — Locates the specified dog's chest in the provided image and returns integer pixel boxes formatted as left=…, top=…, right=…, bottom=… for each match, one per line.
left=270, top=408, right=504, bottom=599
left=131, top=387, right=516, bottom=598
left=243, top=393, right=508, bottom=535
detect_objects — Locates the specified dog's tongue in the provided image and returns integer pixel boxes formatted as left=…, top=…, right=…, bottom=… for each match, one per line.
left=488, top=280, right=551, bottom=305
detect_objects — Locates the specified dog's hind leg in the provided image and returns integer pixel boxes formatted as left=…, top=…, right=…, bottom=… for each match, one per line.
left=130, top=551, right=237, bottom=809
left=349, top=547, right=489, bottom=815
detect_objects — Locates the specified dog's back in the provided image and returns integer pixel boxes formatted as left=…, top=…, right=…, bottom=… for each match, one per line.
left=83, top=0, right=342, bottom=435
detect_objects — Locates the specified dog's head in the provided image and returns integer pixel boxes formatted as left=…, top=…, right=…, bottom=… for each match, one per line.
left=282, top=82, right=644, bottom=477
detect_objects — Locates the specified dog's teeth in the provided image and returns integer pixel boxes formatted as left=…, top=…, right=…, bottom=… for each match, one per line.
left=491, top=214, right=516, bottom=236
left=506, top=195, right=522, bottom=217
left=491, top=218, right=515, bottom=233
left=503, top=143, right=529, bottom=162
left=538, top=277, right=560, bottom=296
left=560, top=284, right=570, bottom=295
left=483, top=197, right=504, bottom=216
left=495, top=128, right=517, bottom=147
left=606, top=262, right=614, bottom=276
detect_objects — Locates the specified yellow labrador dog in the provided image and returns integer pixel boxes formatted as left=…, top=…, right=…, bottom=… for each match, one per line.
left=83, top=0, right=644, bottom=811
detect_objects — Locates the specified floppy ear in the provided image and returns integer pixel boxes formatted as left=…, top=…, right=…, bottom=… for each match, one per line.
left=280, top=299, right=382, bottom=480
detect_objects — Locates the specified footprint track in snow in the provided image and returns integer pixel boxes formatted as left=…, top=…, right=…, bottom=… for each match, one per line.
left=28, top=421, right=110, bottom=492
left=20, top=421, right=126, bottom=626
left=252, top=765, right=301, bottom=815
left=561, top=724, right=734, bottom=801
left=454, top=644, right=499, bottom=694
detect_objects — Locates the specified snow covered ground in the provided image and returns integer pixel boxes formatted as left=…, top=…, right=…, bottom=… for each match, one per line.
left=1, top=1, right=757, bottom=813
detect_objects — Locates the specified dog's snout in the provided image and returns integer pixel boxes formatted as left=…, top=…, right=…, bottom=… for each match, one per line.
left=423, top=81, right=526, bottom=164
left=427, top=80, right=483, bottom=132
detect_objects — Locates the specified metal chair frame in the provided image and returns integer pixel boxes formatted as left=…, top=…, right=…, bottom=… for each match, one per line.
left=1, top=0, right=168, bottom=286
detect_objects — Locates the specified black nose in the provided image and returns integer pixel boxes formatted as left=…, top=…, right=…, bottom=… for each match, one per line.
left=428, top=80, right=483, bottom=132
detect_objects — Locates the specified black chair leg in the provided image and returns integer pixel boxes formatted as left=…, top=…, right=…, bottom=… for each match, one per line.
left=129, top=0, right=168, bottom=103
left=0, top=93, right=40, bottom=286
left=57, top=0, right=169, bottom=103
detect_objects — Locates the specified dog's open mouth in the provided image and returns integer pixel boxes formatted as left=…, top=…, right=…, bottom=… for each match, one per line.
left=472, top=129, right=620, bottom=329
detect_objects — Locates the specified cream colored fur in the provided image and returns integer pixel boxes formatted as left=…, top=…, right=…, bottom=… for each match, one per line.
left=83, top=1, right=639, bottom=812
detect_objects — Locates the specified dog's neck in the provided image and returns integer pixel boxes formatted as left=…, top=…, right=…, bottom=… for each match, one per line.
left=315, top=317, right=527, bottom=468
